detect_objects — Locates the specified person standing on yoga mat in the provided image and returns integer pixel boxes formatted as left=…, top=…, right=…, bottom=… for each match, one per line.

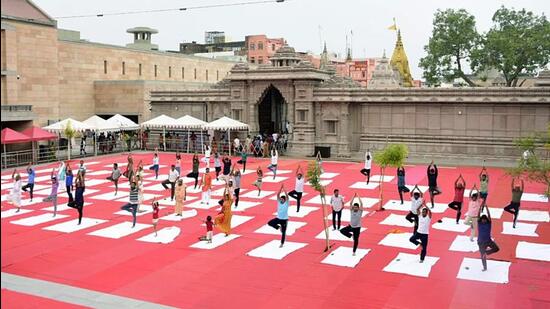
left=200, top=168, right=212, bottom=205
left=106, top=163, right=121, bottom=195
left=65, top=165, right=74, bottom=203
left=396, top=166, right=410, bottom=205
left=57, top=160, right=66, bottom=183
left=409, top=205, right=431, bottom=263
left=288, top=165, right=305, bottom=212
left=479, top=167, right=489, bottom=203
left=406, top=185, right=424, bottom=232
left=253, top=165, right=264, bottom=196
left=124, top=153, right=134, bottom=183
left=504, top=178, right=524, bottom=228
left=162, top=165, right=179, bottom=201
left=21, top=164, right=35, bottom=202
left=121, top=181, right=139, bottom=228
left=360, top=149, right=372, bottom=184
left=448, top=175, right=466, bottom=224
left=9, top=169, right=22, bottom=212
left=222, top=154, right=232, bottom=181
left=340, top=193, right=364, bottom=256
left=464, top=185, right=481, bottom=241
left=203, top=144, right=212, bottom=168
left=215, top=185, right=233, bottom=236
left=477, top=204, right=500, bottom=271
left=149, top=151, right=160, bottom=179
left=267, top=149, right=278, bottom=179
left=231, top=166, right=242, bottom=208
left=237, top=148, right=248, bottom=172
left=214, top=153, right=222, bottom=180
left=174, top=179, right=187, bottom=216
left=43, top=169, right=59, bottom=217
left=175, top=152, right=182, bottom=175
left=268, top=184, right=289, bottom=248
left=68, top=170, right=85, bottom=225
left=330, top=189, right=345, bottom=230
left=427, top=161, right=441, bottom=208
left=152, top=200, right=160, bottom=236
left=78, top=159, right=87, bottom=174
left=187, top=154, right=200, bottom=189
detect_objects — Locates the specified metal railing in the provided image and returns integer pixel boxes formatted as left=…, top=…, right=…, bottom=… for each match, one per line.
left=1, top=104, right=33, bottom=112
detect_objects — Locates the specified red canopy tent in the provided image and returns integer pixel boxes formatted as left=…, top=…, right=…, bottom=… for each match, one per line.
left=21, top=126, right=57, bottom=141
left=1, top=128, right=32, bottom=168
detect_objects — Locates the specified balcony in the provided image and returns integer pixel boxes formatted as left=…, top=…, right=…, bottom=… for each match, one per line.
left=1, top=104, right=35, bottom=122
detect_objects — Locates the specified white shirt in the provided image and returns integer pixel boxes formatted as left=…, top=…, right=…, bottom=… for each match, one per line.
left=12, top=179, right=22, bottom=194
left=153, top=156, right=159, bottom=165
left=410, top=197, right=423, bottom=214
left=271, top=153, right=278, bottom=165
left=364, top=152, right=372, bottom=169
left=272, top=133, right=278, bottom=142
left=205, top=148, right=211, bottom=157
left=234, top=138, right=240, bottom=147
left=295, top=177, right=305, bottom=192
left=330, top=195, right=344, bottom=211
left=417, top=215, right=431, bottom=234
left=168, top=169, right=179, bottom=182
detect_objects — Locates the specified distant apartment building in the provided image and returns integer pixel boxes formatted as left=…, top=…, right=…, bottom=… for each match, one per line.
left=245, top=35, right=285, bottom=64
left=205, top=31, right=225, bottom=44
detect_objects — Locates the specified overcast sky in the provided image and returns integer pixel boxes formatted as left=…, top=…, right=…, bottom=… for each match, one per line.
left=34, top=0, right=548, bottom=79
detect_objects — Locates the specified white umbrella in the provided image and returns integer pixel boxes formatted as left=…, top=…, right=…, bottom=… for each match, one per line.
left=202, top=117, right=249, bottom=156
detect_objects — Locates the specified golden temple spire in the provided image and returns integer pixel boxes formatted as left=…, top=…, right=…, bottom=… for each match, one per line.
left=390, top=29, right=414, bottom=87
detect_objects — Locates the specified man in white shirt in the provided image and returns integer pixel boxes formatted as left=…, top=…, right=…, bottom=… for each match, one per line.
left=161, top=165, right=180, bottom=201
left=406, top=185, right=424, bottom=232
left=288, top=166, right=305, bottom=212
left=267, top=149, right=278, bottom=179
left=234, top=137, right=241, bottom=153
left=360, top=149, right=372, bottom=184
left=202, top=144, right=211, bottom=168
left=409, top=205, right=432, bottom=263
left=330, top=189, right=345, bottom=230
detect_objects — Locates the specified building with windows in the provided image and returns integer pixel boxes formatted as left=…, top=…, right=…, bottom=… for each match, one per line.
left=205, top=31, right=226, bottom=44
left=245, top=34, right=285, bottom=64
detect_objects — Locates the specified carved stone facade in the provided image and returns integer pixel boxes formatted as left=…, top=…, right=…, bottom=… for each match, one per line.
left=150, top=47, right=550, bottom=161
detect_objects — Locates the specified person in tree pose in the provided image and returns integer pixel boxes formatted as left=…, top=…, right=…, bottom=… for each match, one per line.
left=288, top=165, right=305, bottom=212
left=503, top=178, right=524, bottom=228
left=267, top=149, right=279, bottom=179
left=268, top=184, right=290, bottom=248
left=340, top=193, right=364, bottom=256
left=396, top=166, right=410, bottom=205
left=106, top=163, right=121, bottom=195
left=427, top=161, right=441, bottom=208
left=215, top=185, right=233, bottom=236
left=409, top=204, right=432, bottom=263
left=252, top=165, right=264, bottom=196
left=21, top=163, right=35, bottom=201
left=360, top=149, right=372, bottom=184
left=448, top=174, right=466, bottom=224
left=186, top=153, right=200, bottom=189
left=464, top=185, right=481, bottom=241
left=42, top=168, right=59, bottom=217
left=477, top=204, right=500, bottom=271
left=406, top=185, right=424, bottom=232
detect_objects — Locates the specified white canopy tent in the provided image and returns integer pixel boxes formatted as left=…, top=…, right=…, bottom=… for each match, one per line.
left=82, top=115, right=119, bottom=132
left=106, top=114, right=139, bottom=131
left=202, top=116, right=249, bottom=156
left=140, top=115, right=180, bottom=151
left=43, top=118, right=94, bottom=160
left=176, top=115, right=208, bottom=153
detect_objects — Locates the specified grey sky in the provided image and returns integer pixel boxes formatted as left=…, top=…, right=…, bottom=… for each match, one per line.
left=34, top=0, right=548, bottom=79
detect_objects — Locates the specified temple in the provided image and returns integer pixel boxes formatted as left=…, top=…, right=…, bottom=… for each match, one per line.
left=390, top=30, right=414, bottom=87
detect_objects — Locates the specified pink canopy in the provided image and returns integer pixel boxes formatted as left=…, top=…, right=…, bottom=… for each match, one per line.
left=21, top=126, right=57, bottom=141
left=1, top=128, right=31, bottom=144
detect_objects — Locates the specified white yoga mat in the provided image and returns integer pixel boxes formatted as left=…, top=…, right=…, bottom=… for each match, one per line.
left=201, top=214, right=254, bottom=229
left=370, top=175, right=395, bottom=182
left=43, top=218, right=107, bottom=233
left=190, top=233, right=240, bottom=249
left=112, top=181, right=151, bottom=189
left=87, top=222, right=151, bottom=239
left=1, top=209, right=32, bottom=219
left=517, top=210, right=550, bottom=222
left=320, top=172, right=339, bottom=179
left=137, top=226, right=181, bottom=244
left=432, top=218, right=470, bottom=233
left=161, top=209, right=198, bottom=221
left=268, top=192, right=308, bottom=201
left=383, top=252, right=439, bottom=278
left=380, top=213, right=415, bottom=227
left=254, top=221, right=307, bottom=236
left=114, top=206, right=165, bottom=217
left=378, top=232, right=418, bottom=249
left=20, top=198, right=46, bottom=207
left=306, top=179, right=332, bottom=187
left=246, top=240, right=307, bottom=260
left=86, top=170, right=112, bottom=176
left=265, top=169, right=292, bottom=176
left=241, top=190, right=275, bottom=199
left=383, top=200, right=447, bottom=214
left=349, top=182, right=380, bottom=190
left=42, top=202, right=92, bottom=212
left=261, top=176, right=289, bottom=183
left=521, top=193, right=548, bottom=203
left=405, top=185, right=429, bottom=193
left=456, top=257, right=510, bottom=284
left=230, top=201, right=261, bottom=211
left=515, top=241, right=550, bottom=262
left=83, top=179, right=109, bottom=187
left=11, top=213, right=69, bottom=226
left=89, top=191, right=127, bottom=200
left=307, top=196, right=378, bottom=208
left=324, top=208, right=368, bottom=222
left=115, top=193, right=161, bottom=203
left=157, top=196, right=197, bottom=206
left=144, top=183, right=172, bottom=192
left=185, top=199, right=220, bottom=209
left=273, top=205, right=318, bottom=218
left=211, top=187, right=247, bottom=197
left=321, top=246, right=370, bottom=268
left=315, top=227, right=366, bottom=241
left=502, top=222, right=539, bottom=237
left=449, top=235, right=479, bottom=252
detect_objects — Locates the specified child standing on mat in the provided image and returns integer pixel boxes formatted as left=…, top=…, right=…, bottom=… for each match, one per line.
left=205, top=215, right=214, bottom=243
left=253, top=165, right=264, bottom=196
left=288, top=165, right=305, bottom=212
left=464, top=185, right=481, bottom=241
left=448, top=174, right=466, bottom=224
left=152, top=200, right=160, bottom=236
left=409, top=204, right=432, bottom=263
left=340, top=193, right=364, bottom=256
left=21, top=164, right=35, bottom=201
left=187, top=154, right=200, bottom=189
left=268, top=184, right=289, bottom=248
left=267, top=149, right=278, bottom=179
left=504, top=178, right=524, bottom=228
left=360, top=149, right=372, bottom=184
left=406, top=185, right=424, bottom=232
left=396, top=166, right=410, bottom=205
left=149, top=151, right=160, bottom=179
left=477, top=204, right=500, bottom=271
left=43, top=168, right=59, bottom=217
left=106, top=163, right=121, bottom=195
left=330, top=189, right=345, bottom=230
left=427, top=161, right=441, bottom=208
left=121, top=181, right=139, bottom=228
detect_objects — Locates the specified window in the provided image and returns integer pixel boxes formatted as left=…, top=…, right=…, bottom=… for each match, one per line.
left=181, top=67, right=185, bottom=79
left=297, top=110, right=307, bottom=122
left=122, top=61, right=125, bottom=75
left=233, top=109, right=242, bottom=121
left=258, top=57, right=263, bottom=64
left=250, top=57, right=255, bottom=63
left=258, top=42, right=263, bottom=50
left=139, top=63, right=142, bottom=76
left=169, top=66, right=172, bottom=78
left=249, top=43, right=255, bottom=50
left=103, top=60, right=108, bottom=74
left=194, top=68, right=197, bottom=80
left=326, top=120, right=337, bottom=134
left=272, top=44, right=275, bottom=51
left=206, top=69, right=209, bottom=81
left=154, top=65, right=158, bottom=77
left=216, top=70, right=219, bottom=81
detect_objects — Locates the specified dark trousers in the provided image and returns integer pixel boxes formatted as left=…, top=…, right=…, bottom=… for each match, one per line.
left=478, top=240, right=500, bottom=270
left=69, top=187, right=85, bottom=224
left=237, top=159, right=247, bottom=172
left=405, top=211, right=419, bottom=232
left=448, top=201, right=463, bottom=223
left=398, top=185, right=410, bottom=203
left=149, top=164, right=159, bottom=178
left=121, top=203, right=138, bottom=227
left=288, top=190, right=303, bottom=211
left=215, top=167, right=221, bottom=179
left=409, top=232, right=429, bottom=261
left=504, top=202, right=520, bottom=225
left=162, top=180, right=176, bottom=200
left=234, top=188, right=240, bottom=206
left=22, top=183, right=34, bottom=200
left=66, top=185, right=73, bottom=203
left=332, top=209, right=342, bottom=230
left=360, top=168, right=371, bottom=183
left=268, top=218, right=288, bottom=245
left=187, top=172, right=199, bottom=188
left=340, top=225, right=361, bottom=253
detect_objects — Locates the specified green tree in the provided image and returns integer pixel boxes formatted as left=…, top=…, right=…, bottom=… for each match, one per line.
left=374, top=144, right=409, bottom=210
left=420, top=9, right=481, bottom=87
left=474, top=7, right=550, bottom=87
left=307, top=160, right=331, bottom=252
